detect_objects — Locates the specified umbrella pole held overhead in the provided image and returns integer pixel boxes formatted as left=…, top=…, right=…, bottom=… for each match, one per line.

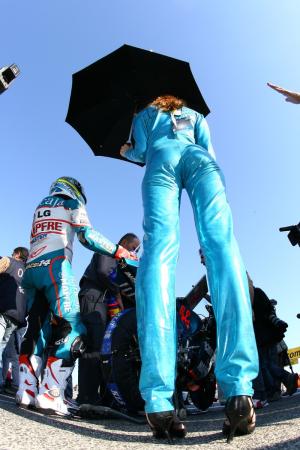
left=126, top=120, right=133, bottom=145
left=126, top=108, right=137, bottom=145
left=126, top=101, right=138, bottom=145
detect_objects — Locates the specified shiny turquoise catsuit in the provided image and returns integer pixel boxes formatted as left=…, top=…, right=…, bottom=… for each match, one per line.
left=124, top=105, right=258, bottom=413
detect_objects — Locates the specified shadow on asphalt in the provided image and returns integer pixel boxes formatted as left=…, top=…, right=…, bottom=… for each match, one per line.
left=0, top=393, right=299, bottom=446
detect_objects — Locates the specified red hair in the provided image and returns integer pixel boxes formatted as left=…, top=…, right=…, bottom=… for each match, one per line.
left=150, top=95, right=185, bottom=112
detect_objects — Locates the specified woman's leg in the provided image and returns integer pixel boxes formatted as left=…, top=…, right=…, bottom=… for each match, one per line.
left=136, top=170, right=181, bottom=413
left=183, top=147, right=258, bottom=399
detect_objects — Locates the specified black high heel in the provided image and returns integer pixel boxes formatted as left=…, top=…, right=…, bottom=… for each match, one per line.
left=146, top=410, right=187, bottom=443
left=222, top=396, right=256, bottom=443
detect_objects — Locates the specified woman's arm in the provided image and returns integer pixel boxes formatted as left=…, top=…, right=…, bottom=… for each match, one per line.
left=120, top=111, right=148, bottom=163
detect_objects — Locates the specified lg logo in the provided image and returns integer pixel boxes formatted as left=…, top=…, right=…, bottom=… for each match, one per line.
left=37, top=209, right=51, bottom=218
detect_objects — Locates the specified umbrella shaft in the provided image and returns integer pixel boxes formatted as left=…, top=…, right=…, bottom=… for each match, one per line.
left=127, top=121, right=133, bottom=144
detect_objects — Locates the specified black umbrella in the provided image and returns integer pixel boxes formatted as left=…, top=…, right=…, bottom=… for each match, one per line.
left=66, top=44, right=210, bottom=165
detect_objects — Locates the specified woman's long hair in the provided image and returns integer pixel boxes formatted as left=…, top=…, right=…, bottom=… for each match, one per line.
left=150, top=95, right=186, bottom=112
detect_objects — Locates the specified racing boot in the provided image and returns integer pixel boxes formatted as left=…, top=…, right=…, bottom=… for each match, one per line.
left=35, top=357, right=73, bottom=416
left=16, top=354, right=42, bottom=408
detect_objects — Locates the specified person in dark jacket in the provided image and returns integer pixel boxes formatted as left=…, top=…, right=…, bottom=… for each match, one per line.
left=252, top=287, right=298, bottom=405
left=77, top=233, right=140, bottom=405
left=0, top=247, right=28, bottom=391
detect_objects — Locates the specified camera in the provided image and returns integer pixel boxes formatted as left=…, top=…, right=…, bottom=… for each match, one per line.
left=279, top=223, right=300, bottom=246
left=0, top=64, right=20, bottom=94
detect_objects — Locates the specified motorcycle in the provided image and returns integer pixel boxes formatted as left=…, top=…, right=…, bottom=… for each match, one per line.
left=100, top=258, right=217, bottom=414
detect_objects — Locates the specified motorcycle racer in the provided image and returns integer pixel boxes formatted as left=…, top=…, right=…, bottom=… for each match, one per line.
left=16, top=176, right=137, bottom=416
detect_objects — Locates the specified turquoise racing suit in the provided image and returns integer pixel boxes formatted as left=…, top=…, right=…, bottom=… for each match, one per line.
left=22, top=193, right=119, bottom=361
left=124, top=105, right=258, bottom=413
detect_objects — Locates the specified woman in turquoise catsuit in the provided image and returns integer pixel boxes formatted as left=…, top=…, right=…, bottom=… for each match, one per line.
left=120, top=95, right=258, bottom=443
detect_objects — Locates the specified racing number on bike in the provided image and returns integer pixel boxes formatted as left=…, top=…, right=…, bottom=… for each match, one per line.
left=179, top=305, right=191, bottom=329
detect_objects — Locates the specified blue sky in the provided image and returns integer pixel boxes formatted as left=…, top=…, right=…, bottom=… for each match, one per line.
left=1, top=1, right=300, bottom=367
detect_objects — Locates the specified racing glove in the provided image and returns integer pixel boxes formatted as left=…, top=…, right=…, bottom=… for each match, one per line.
left=113, top=245, right=138, bottom=261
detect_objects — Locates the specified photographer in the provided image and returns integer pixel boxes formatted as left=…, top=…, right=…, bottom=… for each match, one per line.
left=252, top=287, right=298, bottom=404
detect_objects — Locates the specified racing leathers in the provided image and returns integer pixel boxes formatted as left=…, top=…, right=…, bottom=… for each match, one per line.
left=17, top=193, right=132, bottom=413
left=123, top=105, right=258, bottom=414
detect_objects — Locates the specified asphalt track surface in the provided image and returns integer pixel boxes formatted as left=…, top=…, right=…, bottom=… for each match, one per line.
left=0, top=391, right=300, bottom=449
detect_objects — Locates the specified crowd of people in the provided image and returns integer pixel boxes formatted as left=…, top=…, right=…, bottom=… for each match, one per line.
left=0, top=84, right=299, bottom=444
left=196, top=249, right=299, bottom=409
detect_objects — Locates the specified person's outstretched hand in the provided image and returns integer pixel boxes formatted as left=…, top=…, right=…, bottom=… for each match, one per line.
left=267, top=82, right=300, bottom=104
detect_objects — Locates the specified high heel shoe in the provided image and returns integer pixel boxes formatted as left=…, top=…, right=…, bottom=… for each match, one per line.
left=222, top=395, right=256, bottom=443
left=146, top=410, right=187, bottom=443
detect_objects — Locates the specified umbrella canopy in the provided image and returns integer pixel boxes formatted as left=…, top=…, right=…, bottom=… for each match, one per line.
left=66, top=44, right=210, bottom=165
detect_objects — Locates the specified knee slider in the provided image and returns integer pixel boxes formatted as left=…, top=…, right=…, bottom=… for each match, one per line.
left=50, top=314, right=72, bottom=346
left=70, top=335, right=87, bottom=360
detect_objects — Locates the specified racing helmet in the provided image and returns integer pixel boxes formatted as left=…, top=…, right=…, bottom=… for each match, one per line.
left=49, top=176, right=87, bottom=204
